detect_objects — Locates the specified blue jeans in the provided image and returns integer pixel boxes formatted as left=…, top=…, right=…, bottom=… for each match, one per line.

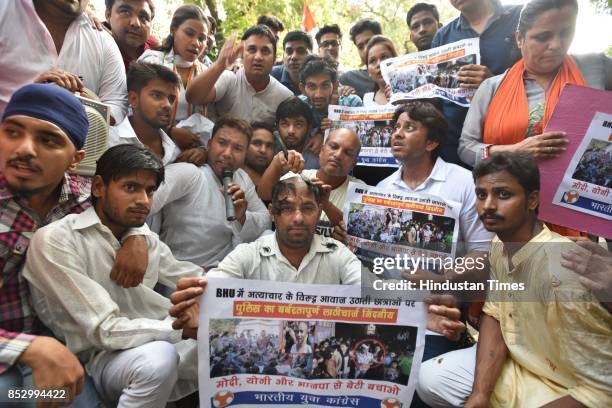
left=0, top=364, right=101, bottom=407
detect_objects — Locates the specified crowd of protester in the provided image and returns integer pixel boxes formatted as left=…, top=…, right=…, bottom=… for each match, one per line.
left=0, top=0, right=610, bottom=407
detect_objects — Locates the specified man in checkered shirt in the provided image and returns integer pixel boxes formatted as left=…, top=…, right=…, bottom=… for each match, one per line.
left=0, top=84, right=147, bottom=405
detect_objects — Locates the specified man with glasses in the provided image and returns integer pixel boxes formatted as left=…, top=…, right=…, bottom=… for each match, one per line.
left=272, top=30, right=313, bottom=96
left=316, top=25, right=342, bottom=65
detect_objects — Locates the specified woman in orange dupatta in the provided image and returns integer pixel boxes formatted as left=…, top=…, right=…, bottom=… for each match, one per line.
left=458, top=0, right=611, bottom=236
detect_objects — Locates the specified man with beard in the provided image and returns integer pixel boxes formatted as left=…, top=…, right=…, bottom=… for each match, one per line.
left=416, top=152, right=612, bottom=407
left=104, top=0, right=159, bottom=71
left=203, top=175, right=361, bottom=284
left=23, top=144, right=203, bottom=407
left=243, top=122, right=276, bottom=185
left=149, top=116, right=270, bottom=269
left=298, top=55, right=362, bottom=131
left=272, top=97, right=319, bottom=169
left=0, top=0, right=127, bottom=123
left=186, top=25, right=293, bottom=126
left=0, top=84, right=146, bottom=405
left=271, top=30, right=313, bottom=96
left=110, top=62, right=181, bottom=165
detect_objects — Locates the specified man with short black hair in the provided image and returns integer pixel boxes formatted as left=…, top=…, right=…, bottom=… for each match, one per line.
left=208, top=176, right=362, bottom=284
left=274, top=97, right=318, bottom=169
left=23, top=144, right=202, bottom=407
left=316, top=24, right=343, bottom=63
left=377, top=102, right=491, bottom=255
left=244, top=122, right=276, bottom=185
left=256, top=15, right=285, bottom=41
left=104, top=0, right=159, bottom=70
left=417, top=152, right=612, bottom=408
left=299, top=55, right=363, bottom=131
left=338, top=18, right=381, bottom=99
left=151, top=116, right=271, bottom=269
left=110, top=62, right=181, bottom=165
left=186, top=25, right=293, bottom=125
left=271, top=30, right=313, bottom=96
left=406, top=3, right=442, bottom=51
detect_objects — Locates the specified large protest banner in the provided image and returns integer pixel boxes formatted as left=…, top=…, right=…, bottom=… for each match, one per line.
left=539, top=85, right=612, bottom=238
left=343, top=182, right=460, bottom=279
left=199, top=277, right=427, bottom=408
left=326, top=105, right=398, bottom=167
left=380, top=38, right=480, bottom=107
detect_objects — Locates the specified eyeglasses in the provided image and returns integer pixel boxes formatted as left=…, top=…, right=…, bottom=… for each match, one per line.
left=320, top=40, right=340, bottom=48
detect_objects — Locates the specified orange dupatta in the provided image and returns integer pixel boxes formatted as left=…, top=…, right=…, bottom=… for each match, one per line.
left=483, top=56, right=586, bottom=145
left=483, top=57, right=587, bottom=237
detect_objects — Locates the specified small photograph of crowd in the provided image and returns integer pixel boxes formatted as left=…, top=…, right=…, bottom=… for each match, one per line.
left=329, top=120, right=395, bottom=148
left=572, top=139, right=612, bottom=188
left=347, top=204, right=456, bottom=253
left=388, top=54, right=477, bottom=92
left=209, top=319, right=417, bottom=385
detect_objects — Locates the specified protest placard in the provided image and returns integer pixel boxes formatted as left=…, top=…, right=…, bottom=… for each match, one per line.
left=343, top=182, right=460, bottom=279
left=326, top=105, right=398, bottom=167
left=199, top=277, right=427, bottom=408
left=539, top=85, right=612, bottom=238
left=380, top=38, right=480, bottom=107
left=552, top=112, right=611, bottom=220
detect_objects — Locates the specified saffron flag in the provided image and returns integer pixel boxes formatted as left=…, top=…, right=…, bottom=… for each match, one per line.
left=302, top=0, right=317, bottom=33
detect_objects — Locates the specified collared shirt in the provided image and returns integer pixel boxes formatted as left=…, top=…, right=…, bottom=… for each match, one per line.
left=0, top=172, right=91, bottom=373
left=298, top=94, right=363, bottom=129
left=430, top=1, right=521, bottom=166
left=22, top=206, right=202, bottom=367
left=376, top=157, right=492, bottom=252
left=207, top=233, right=361, bottom=285
left=339, top=68, right=377, bottom=100
left=0, top=1, right=127, bottom=121
left=109, top=115, right=179, bottom=165
left=211, top=67, right=293, bottom=126
left=483, top=226, right=612, bottom=407
left=152, top=164, right=271, bottom=269
left=284, top=170, right=365, bottom=238
left=459, top=53, right=612, bottom=167
left=271, top=64, right=301, bottom=96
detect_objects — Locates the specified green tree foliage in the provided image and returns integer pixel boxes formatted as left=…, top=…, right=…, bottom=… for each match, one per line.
left=188, top=0, right=458, bottom=68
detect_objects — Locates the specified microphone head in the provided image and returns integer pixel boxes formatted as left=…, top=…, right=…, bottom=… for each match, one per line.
left=222, top=169, right=233, bottom=179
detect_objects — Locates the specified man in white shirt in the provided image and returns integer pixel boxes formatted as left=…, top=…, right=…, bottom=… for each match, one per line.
left=151, top=116, right=271, bottom=269
left=109, top=62, right=181, bottom=165
left=377, top=102, right=493, bottom=261
left=23, top=144, right=202, bottom=408
left=0, top=0, right=127, bottom=123
left=206, top=175, right=362, bottom=284
left=185, top=25, right=293, bottom=125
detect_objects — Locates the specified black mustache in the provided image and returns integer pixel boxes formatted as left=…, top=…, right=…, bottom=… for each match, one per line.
left=479, top=212, right=504, bottom=221
left=7, top=157, right=41, bottom=171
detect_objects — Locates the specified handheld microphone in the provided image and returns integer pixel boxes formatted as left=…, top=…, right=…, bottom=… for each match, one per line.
left=222, top=169, right=236, bottom=221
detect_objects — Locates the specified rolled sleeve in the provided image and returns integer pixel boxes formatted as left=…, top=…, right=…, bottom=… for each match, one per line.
left=0, top=330, right=36, bottom=371
left=23, top=227, right=182, bottom=352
